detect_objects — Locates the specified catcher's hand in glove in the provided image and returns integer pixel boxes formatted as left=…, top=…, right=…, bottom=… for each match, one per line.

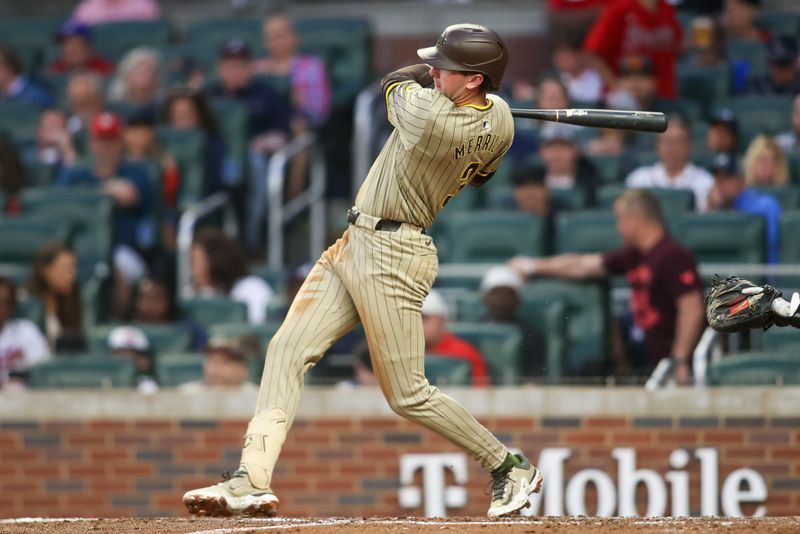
left=705, top=276, right=800, bottom=332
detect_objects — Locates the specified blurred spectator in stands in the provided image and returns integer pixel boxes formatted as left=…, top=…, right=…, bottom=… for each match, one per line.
left=160, top=87, right=230, bottom=194
left=548, top=0, right=606, bottom=62
left=190, top=227, right=273, bottom=325
left=776, top=94, right=800, bottom=154
left=207, top=37, right=291, bottom=253
left=539, top=124, right=600, bottom=206
left=721, top=0, right=767, bottom=43
left=0, top=136, right=26, bottom=215
left=552, top=40, right=603, bottom=106
left=48, top=21, right=114, bottom=77
left=108, top=325, right=158, bottom=393
left=255, top=12, right=332, bottom=130
left=746, top=35, right=800, bottom=96
left=511, top=162, right=568, bottom=252
left=350, top=341, right=377, bottom=387
left=0, top=277, right=51, bottom=389
left=742, top=135, right=789, bottom=187
left=30, top=109, right=78, bottom=174
left=71, top=0, right=160, bottom=25
left=123, top=114, right=158, bottom=161
left=180, top=335, right=257, bottom=392
left=586, top=128, right=627, bottom=157
left=583, top=0, right=683, bottom=99
left=606, top=55, right=656, bottom=111
left=706, top=108, right=740, bottom=154
left=132, top=276, right=207, bottom=350
left=509, top=190, right=705, bottom=384
left=65, top=72, right=105, bottom=137
left=626, top=115, right=714, bottom=212
left=480, top=266, right=546, bottom=379
left=422, top=290, right=489, bottom=386
left=57, top=112, right=153, bottom=285
left=0, top=46, right=55, bottom=108
left=108, top=47, right=164, bottom=121
left=27, top=242, right=85, bottom=351
left=707, top=152, right=781, bottom=263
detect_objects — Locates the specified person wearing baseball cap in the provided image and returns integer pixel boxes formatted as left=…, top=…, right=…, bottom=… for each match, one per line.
left=539, top=122, right=600, bottom=205
left=56, top=111, right=154, bottom=283
left=180, top=335, right=258, bottom=392
left=108, top=325, right=158, bottom=393
left=706, top=152, right=782, bottom=264
left=47, top=20, right=115, bottom=76
left=706, top=108, right=740, bottom=154
left=747, top=35, right=800, bottom=95
left=421, top=290, right=489, bottom=386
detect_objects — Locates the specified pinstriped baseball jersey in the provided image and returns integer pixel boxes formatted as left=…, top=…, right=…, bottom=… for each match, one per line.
left=355, top=81, right=514, bottom=228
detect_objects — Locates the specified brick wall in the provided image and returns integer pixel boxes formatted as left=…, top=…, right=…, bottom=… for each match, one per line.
left=1, top=413, right=798, bottom=518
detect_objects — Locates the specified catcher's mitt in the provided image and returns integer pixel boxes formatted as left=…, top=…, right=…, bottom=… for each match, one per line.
left=705, top=276, right=783, bottom=332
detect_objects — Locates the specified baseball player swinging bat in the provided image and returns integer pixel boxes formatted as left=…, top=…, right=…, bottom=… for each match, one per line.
left=510, top=108, right=668, bottom=133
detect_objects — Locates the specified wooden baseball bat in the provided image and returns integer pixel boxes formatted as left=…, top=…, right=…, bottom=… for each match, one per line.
left=509, top=108, right=668, bottom=133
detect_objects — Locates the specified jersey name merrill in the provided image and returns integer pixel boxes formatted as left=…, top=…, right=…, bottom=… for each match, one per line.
left=355, top=80, right=514, bottom=228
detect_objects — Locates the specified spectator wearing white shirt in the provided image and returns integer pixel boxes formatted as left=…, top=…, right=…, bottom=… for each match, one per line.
left=775, top=94, right=800, bottom=154
left=0, top=277, right=50, bottom=388
left=626, top=115, right=714, bottom=212
left=552, top=41, right=603, bottom=105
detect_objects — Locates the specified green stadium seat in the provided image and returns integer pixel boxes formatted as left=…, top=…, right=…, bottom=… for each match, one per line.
left=780, top=210, right=800, bottom=263
left=759, top=327, right=800, bottom=353
left=654, top=98, right=702, bottom=125
left=155, top=352, right=205, bottom=387
left=208, top=321, right=282, bottom=349
left=157, top=127, right=207, bottom=208
left=753, top=185, right=799, bottom=212
left=727, top=40, right=769, bottom=79
left=87, top=323, right=192, bottom=355
left=20, top=187, right=115, bottom=273
left=708, top=352, right=800, bottom=386
left=211, top=98, right=249, bottom=187
left=672, top=212, right=765, bottom=264
left=22, top=160, right=58, bottom=187
left=586, top=154, right=623, bottom=184
left=294, top=17, right=372, bottom=106
left=30, top=355, right=137, bottom=389
left=756, top=12, right=800, bottom=37
left=447, top=322, right=522, bottom=385
left=424, top=355, right=472, bottom=387
left=555, top=210, right=621, bottom=254
left=438, top=211, right=546, bottom=263
left=185, top=17, right=263, bottom=62
left=677, top=64, right=730, bottom=119
left=180, top=298, right=248, bottom=329
left=714, top=96, right=794, bottom=145
left=91, top=20, right=172, bottom=62
left=0, top=214, right=73, bottom=264
left=0, top=101, right=41, bottom=144
left=596, top=185, right=694, bottom=213
left=0, top=18, right=60, bottom=71
left=523, top=280, right=608, bottom=377
left=15, top=297, right=44, bottom=330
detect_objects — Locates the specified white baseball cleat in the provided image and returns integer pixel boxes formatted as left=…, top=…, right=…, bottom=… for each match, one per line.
left=183, top=467, right=279, bottom=517
left=486, top=453, right=543, bottom=517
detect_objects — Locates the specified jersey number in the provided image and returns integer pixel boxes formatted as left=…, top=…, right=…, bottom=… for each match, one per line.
left=441, top=161, right=481, bottom=208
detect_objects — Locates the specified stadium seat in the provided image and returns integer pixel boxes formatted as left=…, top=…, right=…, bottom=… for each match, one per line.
left=672, top=212, right=766, bottom=264
left=20, top=187, right=115, bottom=275
left=447, top=322, right=522, bottom=385
left=155, top=352, right=205, bottom=387
left=30, top=355, right=137, bottom=389
left=726, top=40, right=769, bottom=80
left=211, top=98, right=249, bottom=188
left=180, top=298, right=248, bottom=329
left=714, top=96, right=794, bottom=145
left=0, top=101, right=41, bottom=144
left=0, top=17, right=60, bottom=71
left=585, top=154, right=623, bottom=184
left=184, top=17, right=263, bottom=60
left=156, top=127, right=207, bottom=208
left=677, top=64, right=730, bottom=119
left=0, top=214, right=73, bottom=265
left=759, top=327, right=800, bottom=353
left=780, top=210, right=800, bottom=262
left=555, top=210, right=621, bottom=255
left=91, top=20, right=172, bottom=62
left=424, top=355, right=473, bottom=387
left=756, top=12, right=800, bottom=37
left=753, top=185, right=800, bottom=212
left=294, top=17, right=372, bottom=106
left=438, top=211, right=546, bottom=263
left=596, top=185, right=694, bottom=213
left=87, top=323, right=192, bottom=356
left=708, top=352, right=800, bottom=386
left=523, top=280, right=608, bottom=377
left=208, top=321, right=282, bottom=348
left=15, top=297, right=44, bottom=330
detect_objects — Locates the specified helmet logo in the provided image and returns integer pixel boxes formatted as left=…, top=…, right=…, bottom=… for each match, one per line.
left=436, top=35, right=446, bottom=48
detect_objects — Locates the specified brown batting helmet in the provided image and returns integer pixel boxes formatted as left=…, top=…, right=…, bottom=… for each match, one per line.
left=417, top=23, right=508, bottom=91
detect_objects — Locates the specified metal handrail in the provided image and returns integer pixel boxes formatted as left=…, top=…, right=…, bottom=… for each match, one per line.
left=176, top=192, right=238, bottom=300
left=266, top=133, right=326, bottom=270
left=352, top=83, right=382, bottom=195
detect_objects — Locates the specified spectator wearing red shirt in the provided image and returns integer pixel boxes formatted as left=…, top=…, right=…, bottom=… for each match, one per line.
left=583, top=0, right=683, bottom=99
left=48, top=20, right=115, bottom=77
left=422, top=290, right=490, bottom=386
left=509, top=190, right=705, bottom=385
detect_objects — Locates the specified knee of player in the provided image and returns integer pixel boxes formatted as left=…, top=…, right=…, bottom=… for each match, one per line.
left=384, top=381, right=436, bottom=416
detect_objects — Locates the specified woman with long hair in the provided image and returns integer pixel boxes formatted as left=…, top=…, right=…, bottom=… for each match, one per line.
left=743, top=135, right=790, bottom=187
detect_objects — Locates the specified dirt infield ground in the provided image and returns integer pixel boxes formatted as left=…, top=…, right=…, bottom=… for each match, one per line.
left=1, top=516, right=799, bottom=534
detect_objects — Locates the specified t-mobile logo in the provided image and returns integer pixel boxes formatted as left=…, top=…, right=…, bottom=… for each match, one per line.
left=398, top=453, right=468, bottom=517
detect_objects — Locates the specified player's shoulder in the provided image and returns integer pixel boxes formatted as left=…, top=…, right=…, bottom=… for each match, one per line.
left=487, top=93, right=511, bottom=116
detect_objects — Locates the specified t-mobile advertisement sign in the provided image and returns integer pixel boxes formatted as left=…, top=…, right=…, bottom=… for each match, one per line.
left=399, top=448, right=768, bottom=518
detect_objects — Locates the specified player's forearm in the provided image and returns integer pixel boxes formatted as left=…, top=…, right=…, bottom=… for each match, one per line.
left=670, top=291, right=706, bottom=361
left=381, top=64, right=434, bottom=95
left=512, top=253, right=605, bottom=279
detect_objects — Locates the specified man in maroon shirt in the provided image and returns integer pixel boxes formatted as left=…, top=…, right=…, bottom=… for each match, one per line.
left=509, top=190, right=706, bottom=385
left=48, top=20, right=115, bottom=77
left=583, top=0, right=683, bottom=99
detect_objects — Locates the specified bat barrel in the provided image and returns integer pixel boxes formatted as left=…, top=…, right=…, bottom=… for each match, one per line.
left=509, top=108, right=668, bottom=133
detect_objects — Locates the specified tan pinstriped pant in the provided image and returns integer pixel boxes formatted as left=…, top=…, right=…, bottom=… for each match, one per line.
left=241, top=221, right=508, bottom=489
